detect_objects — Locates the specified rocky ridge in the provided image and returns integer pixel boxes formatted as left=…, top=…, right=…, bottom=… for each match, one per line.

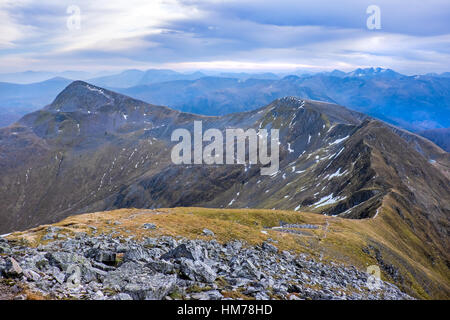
left=0, top=232, right=411, bottom=300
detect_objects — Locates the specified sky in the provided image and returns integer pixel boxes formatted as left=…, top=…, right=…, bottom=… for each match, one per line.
left=1, top=0, right=450, bottom=74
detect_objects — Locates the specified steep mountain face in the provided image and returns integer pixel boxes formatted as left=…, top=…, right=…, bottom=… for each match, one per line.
left=0, top=81, right=448, bottom=298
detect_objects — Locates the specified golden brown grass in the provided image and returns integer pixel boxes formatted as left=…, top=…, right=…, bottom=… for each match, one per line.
left=5, top=205, right=449, bottom=299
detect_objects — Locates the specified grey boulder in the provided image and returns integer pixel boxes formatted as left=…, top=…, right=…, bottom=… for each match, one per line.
left=180, top=258, right=217, bottom=283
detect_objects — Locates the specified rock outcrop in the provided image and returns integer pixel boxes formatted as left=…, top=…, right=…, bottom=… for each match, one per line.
left=0, top=234, right=411, bottom=300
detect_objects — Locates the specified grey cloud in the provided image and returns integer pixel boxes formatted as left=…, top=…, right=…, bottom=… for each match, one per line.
left=0, top=0, right=449, bottom=73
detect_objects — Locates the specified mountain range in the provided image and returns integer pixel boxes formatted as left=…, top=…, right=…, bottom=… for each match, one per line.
left=0, top=70, right=102, bottom=84
left=0, top=81, right=448, bottom=298
left=88, top=69, right=208, bottom=88
left=0, top=68, right=449, bottom=151
left=114, top=69, right=450, bottom=132
left=0, top=77, right=72, bottom=128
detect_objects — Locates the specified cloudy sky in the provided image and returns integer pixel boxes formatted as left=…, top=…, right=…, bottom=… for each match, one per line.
left=1, top=0, right=449, bottom=74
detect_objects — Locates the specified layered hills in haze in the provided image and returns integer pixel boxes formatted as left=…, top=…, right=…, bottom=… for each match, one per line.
left=0, top=77, right=72, bottom=128
left=115, top=68, right=450, bottom=133
left=1, top=68, right=449, bottom=153
left=88, top=69, right=208, bottom=88
left=0, top=81, right=448, bottom=298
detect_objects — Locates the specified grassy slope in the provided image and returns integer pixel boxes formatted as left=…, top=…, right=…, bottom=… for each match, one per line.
left=7, top=206, right=449, bottom=299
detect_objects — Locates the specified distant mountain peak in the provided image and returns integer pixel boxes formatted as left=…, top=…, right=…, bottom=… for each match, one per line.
left=46, top=81, right=117, bottom=113
left=281, top=75, right=301, bottom=81
left=347, top=67, right=402, bottom=78
left=329, top=69, right=346, bottom=77
left=275, top=96, right=305, bottom=106
left=46, top=76, right=71, bottom=82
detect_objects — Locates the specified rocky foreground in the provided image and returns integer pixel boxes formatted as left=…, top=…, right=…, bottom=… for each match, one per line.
left=0, top=228, right=412, bottom=300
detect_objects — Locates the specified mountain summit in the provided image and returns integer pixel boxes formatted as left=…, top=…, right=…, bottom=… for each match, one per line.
left=346, top=67, right=402, bottom=78
left=0, top=82, right=448, bottom=298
